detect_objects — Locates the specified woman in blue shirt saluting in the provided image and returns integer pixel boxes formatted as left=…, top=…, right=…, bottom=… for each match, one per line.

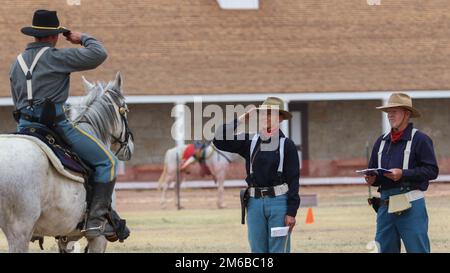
left=213, top=97, right=300, bottom=253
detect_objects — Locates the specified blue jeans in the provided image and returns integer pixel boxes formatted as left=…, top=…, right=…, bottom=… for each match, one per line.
left=17, top=105, right=118, bottom=183
left=247, top=194, right=290, bottom=253
left=375, top=187, right=430, bottom=253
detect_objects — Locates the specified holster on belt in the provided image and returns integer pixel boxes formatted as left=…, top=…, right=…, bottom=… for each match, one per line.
left=368, top=197, right=381, bottom=213
left=240, top=188, right=249, bottom=225
left=39, top=98, right=57, bottom=128
left=368, top=197, right=389, bottom=213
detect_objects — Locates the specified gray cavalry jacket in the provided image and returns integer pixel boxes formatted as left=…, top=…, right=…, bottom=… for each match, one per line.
left=9, top=34, right=107, bottom=110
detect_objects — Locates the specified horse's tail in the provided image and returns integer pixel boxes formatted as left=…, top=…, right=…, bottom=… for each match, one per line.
left=157, top=150, right=169, bottom=190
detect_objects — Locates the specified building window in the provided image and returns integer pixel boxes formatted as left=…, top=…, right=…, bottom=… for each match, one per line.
left=216, top=0, right=259, bottom=10
left=66, top=0, right=81, bottom=5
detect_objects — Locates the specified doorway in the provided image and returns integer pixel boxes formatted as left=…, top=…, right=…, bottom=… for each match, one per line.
left=288, top=102, right=309, bottom=176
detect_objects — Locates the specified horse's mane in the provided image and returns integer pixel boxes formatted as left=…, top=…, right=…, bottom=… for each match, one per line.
left=73, top=80, right=125, bottom=143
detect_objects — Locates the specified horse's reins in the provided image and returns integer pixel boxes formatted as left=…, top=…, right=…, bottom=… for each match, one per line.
left=191, top=144, right=231, bottom=164
left=212, top=145, right=232, bottom=163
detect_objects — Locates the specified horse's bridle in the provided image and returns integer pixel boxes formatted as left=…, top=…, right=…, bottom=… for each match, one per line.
left=109, top=96, right=134, bottom=156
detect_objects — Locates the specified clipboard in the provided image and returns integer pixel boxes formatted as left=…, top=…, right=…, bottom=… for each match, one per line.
left=356, top=168, right=392, bottom=176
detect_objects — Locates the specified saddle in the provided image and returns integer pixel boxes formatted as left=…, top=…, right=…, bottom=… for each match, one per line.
left=182, top=144, right=196, bottom=161
left=180, top=143, right=212, bottom=177
left=194, top=143, right=213, bottom=176
left=14, top=125, right=92, bottom=177
left=194, top=148, right=206, bottom=163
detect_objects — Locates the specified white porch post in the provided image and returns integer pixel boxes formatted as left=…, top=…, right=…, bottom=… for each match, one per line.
left=174, top=101, right=186, bottom=148
left=281, top=100, right=290, bottom=137
left=381, top=97, right=390, bottom=134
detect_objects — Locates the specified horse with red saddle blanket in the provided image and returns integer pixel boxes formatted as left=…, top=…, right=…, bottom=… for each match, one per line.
left=158, top=141, right=238, bottom=209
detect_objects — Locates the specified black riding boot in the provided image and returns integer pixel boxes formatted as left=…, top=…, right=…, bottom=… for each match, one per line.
left=105, top=209, right=131, bottom=242
left=84, top=180, right=131, bottom=242
left=84, top=181, right=115, bottom=240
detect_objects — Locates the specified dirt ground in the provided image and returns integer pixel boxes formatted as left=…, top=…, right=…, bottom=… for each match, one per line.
left=1, top=183, right=450, bottom=253
left=117, top=182, right=450, bottom=212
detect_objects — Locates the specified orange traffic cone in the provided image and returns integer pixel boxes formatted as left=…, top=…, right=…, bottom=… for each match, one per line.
left=305, top=207, right=314, bottom=224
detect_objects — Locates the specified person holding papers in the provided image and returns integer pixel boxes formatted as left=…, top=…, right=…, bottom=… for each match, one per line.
left=365, top=93, right=438, bottom=253
left=213, top=97, right=300, bottom=253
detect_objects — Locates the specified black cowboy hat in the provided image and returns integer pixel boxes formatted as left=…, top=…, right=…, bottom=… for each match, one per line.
left=21, top=10, right=70, bottom=37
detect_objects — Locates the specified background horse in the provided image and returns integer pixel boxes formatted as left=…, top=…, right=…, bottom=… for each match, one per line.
left=0, top=72, right=134, bottom=253
left=158, top=143, right=238, bottom=209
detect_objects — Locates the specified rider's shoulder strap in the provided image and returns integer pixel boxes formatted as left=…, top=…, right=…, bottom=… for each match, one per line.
left=377, top=132, right=390, bottom=169
left=249, top=134, right=286, bottom=175
left=403, top=128, right=418, bottom=170
left=249, top=134, right=259, bottom=174
left=377, top=129, right=418, bottom=170
left=277, top=137, right=286, bottom=173
left=16, top=47, right=50, bottom=105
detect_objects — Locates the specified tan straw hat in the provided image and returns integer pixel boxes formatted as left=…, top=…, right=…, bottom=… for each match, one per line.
left=376, top=92, right=421, bottom=118
left=256, top=97, right=292, bottom=120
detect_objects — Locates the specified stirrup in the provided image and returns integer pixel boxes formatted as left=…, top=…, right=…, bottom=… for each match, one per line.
left=82, top=222, right=117, bottom=240
left=82, top=219, right=107, bottom=239
left=81, top=225, right=104, bottom=233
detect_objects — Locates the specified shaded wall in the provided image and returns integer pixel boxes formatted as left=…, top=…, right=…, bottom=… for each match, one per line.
left=307, top=99, right=450, bottom=176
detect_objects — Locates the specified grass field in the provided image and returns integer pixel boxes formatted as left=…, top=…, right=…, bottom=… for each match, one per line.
left=1, top=184, right=449, bottom=253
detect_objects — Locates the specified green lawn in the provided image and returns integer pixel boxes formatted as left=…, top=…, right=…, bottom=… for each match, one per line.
left=1, top=184, right=449, bottom=253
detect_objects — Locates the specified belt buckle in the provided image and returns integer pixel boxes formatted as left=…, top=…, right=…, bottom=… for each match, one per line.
left=260, top=188, right=269, bottom=198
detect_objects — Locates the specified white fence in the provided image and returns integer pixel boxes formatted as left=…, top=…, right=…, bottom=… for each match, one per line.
left=116, top=175, right=450, bottom=190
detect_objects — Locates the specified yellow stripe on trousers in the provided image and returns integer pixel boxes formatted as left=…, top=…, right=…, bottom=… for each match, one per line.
left=75, top=126, right=116, bottom=181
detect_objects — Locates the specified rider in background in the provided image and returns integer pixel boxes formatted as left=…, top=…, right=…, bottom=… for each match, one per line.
left=9, top=9, right=127, bottom=241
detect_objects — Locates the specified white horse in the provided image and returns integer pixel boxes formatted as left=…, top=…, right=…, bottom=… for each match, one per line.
left=158, top=143, right=238, bottom=209
left=0, top=72, right=134, bottom=253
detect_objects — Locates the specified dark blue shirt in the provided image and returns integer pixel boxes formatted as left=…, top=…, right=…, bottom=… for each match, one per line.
left=368, top=123, right=439, bottom=191
left=213, top=119, right=301, bottom=217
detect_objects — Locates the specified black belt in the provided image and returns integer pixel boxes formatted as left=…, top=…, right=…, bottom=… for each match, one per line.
left=20, top=113, right=67, bottom=124
left=252, top=187, right=276, bottom=198
left=368, top=197, right=389, bottom=206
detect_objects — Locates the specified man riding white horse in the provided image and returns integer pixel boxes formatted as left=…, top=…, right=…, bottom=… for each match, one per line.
left=9, top=10, right=129, bottom=241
